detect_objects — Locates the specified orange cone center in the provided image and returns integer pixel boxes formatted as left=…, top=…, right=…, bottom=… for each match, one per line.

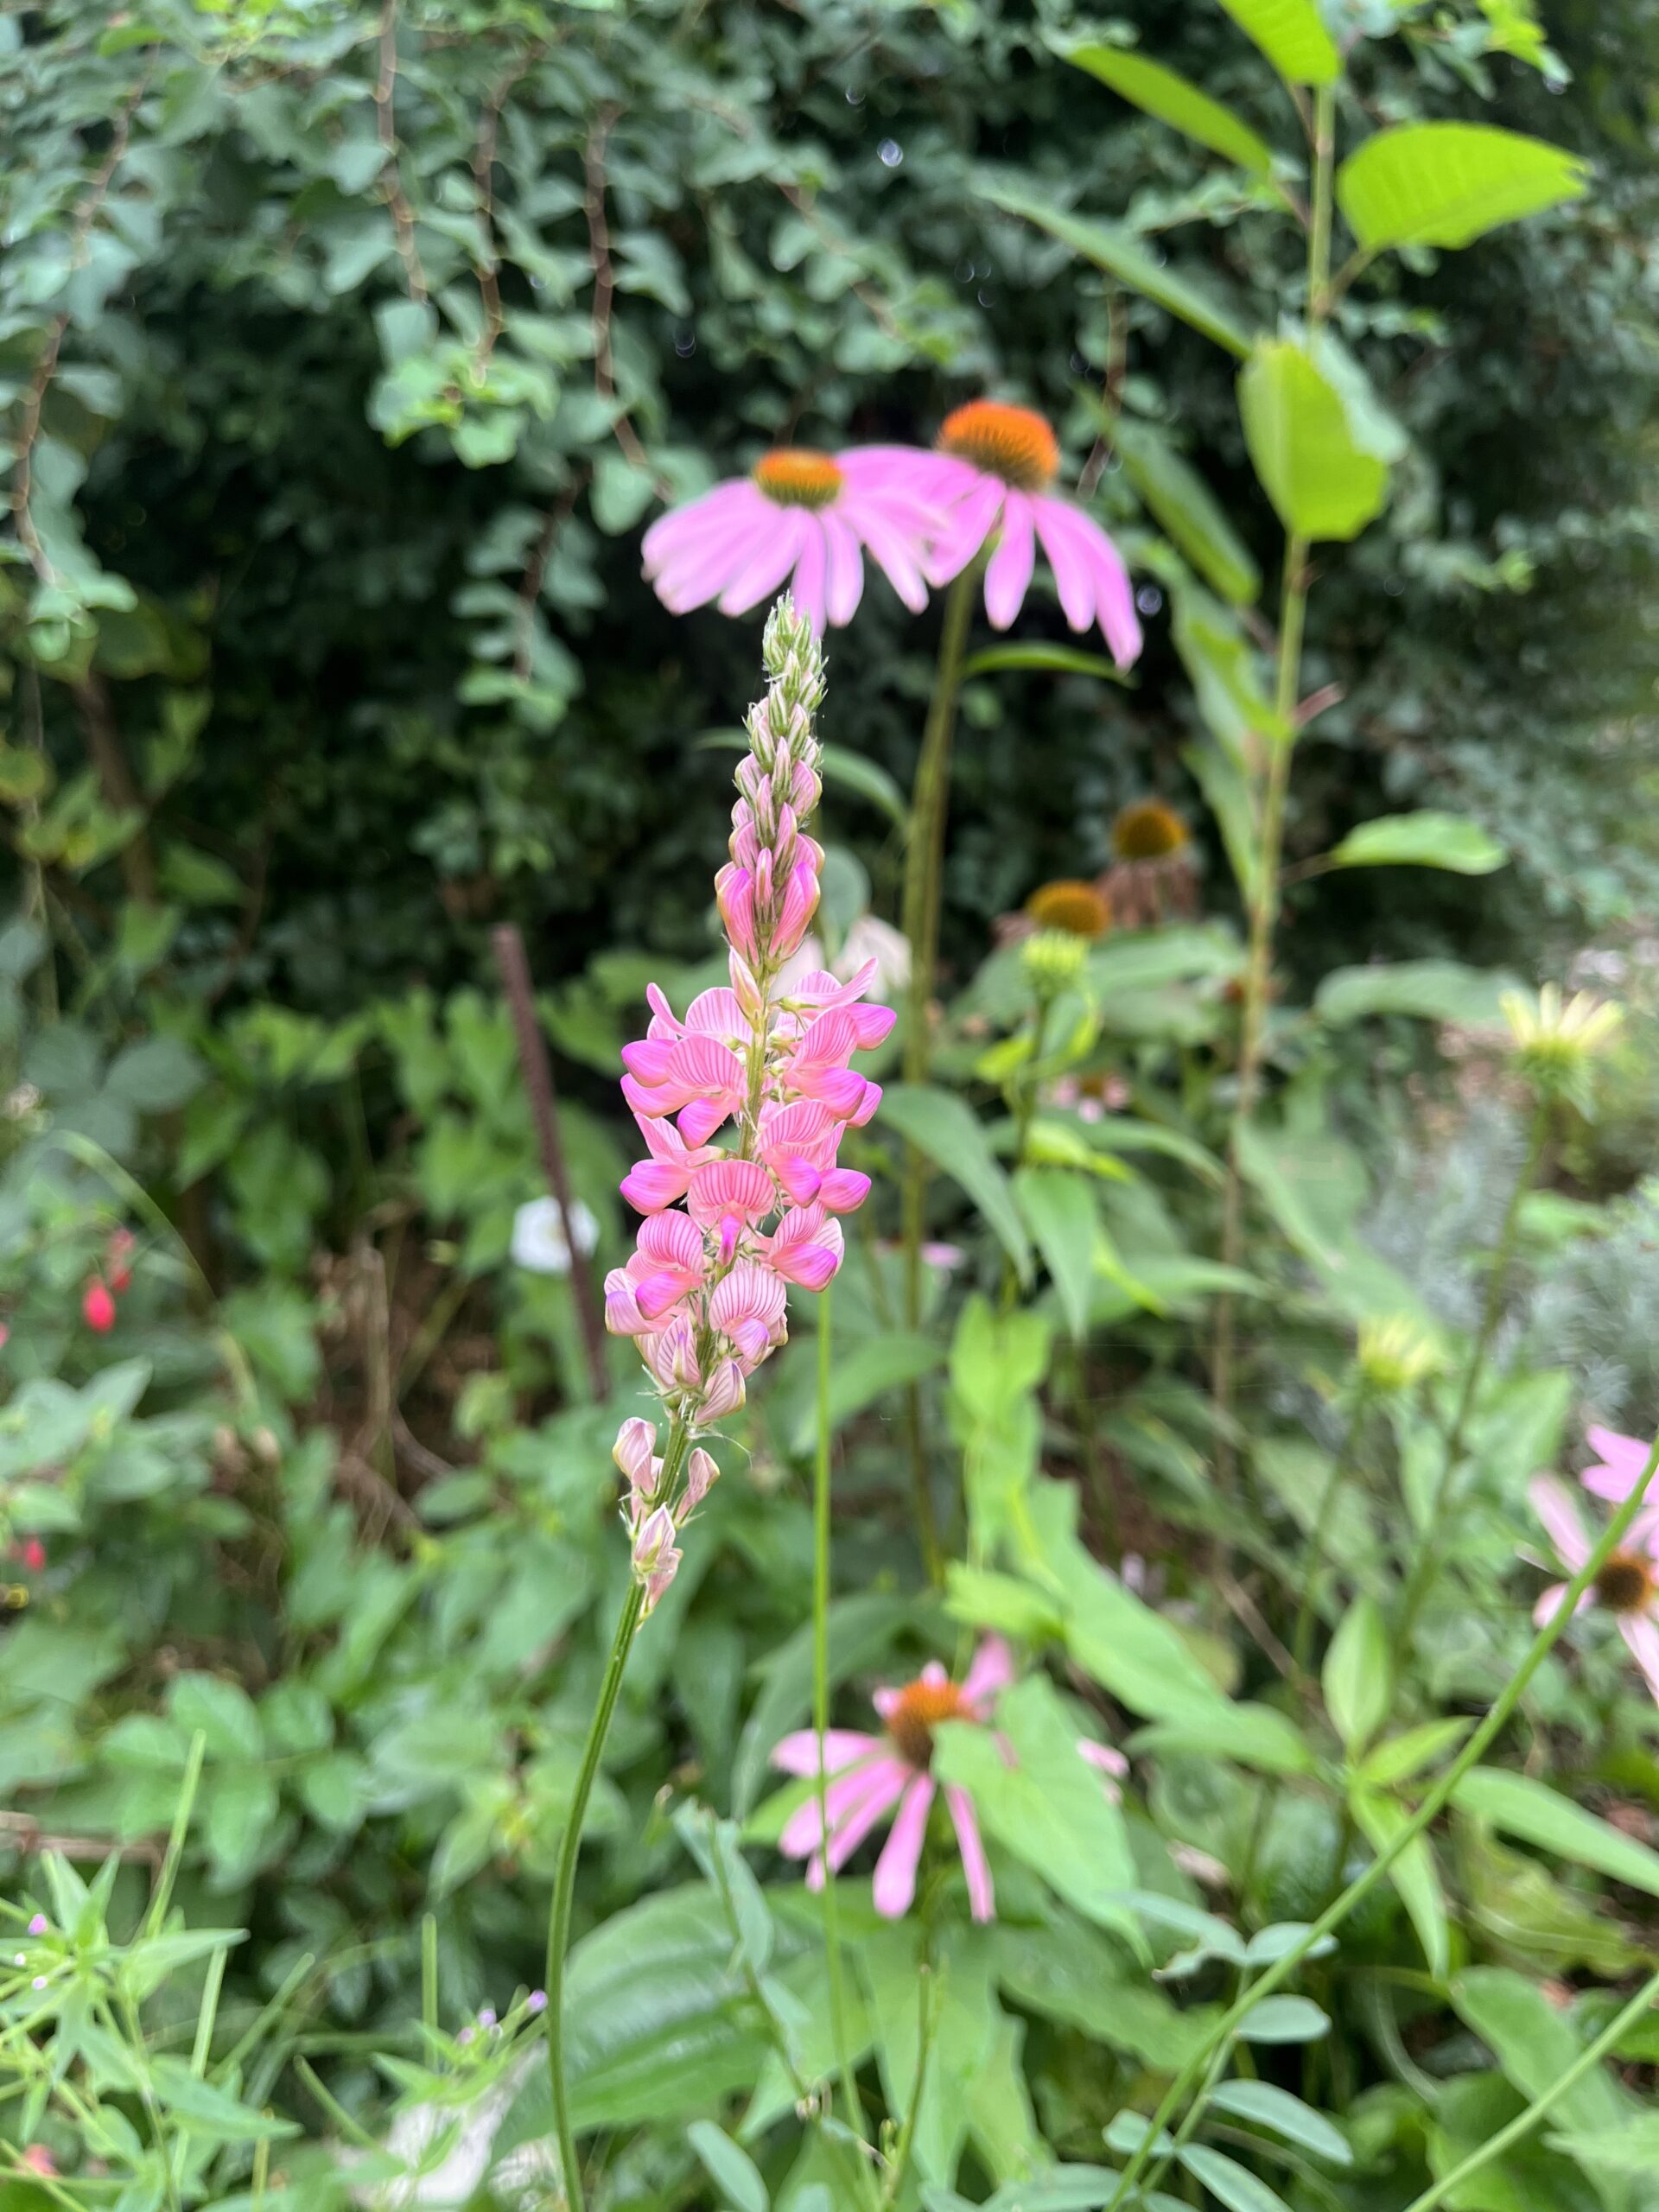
left=753, top=448, right=845, bottom=510
left=886, top=1677, right=971, bottom=1770
left=938, top=400, right=1060, bottom=490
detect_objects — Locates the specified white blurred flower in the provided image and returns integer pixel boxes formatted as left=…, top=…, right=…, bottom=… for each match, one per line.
left=836, top=912, right=911, bottom=995
left=510, top=1195, right=599, bottom=1274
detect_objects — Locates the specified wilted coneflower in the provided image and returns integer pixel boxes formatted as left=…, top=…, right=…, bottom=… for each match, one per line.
left=1104, top=798, right=1198, bottom=926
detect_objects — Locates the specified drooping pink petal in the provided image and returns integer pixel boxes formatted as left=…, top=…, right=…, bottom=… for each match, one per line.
left=1529, top=1475, right=1592, bottom=1572
left=771, top=1727, right=884, bottom=1777
left=872, top=1773, right=937, bottom=1918
left=1583, top=1425, right=1655, bottom=1503
left=921, top=474, right=1006, bottom=587
left=718, top=511, right=810, bottom=616
left=642, top=480, right=760, bottom=574
left=961, top=1635, right=1014, bottom=1713
left=821, top=511, right=865, bottom=626
left=1030, top=496, right=1096, bottom=631
left=780, top=1757, right=895, bottom=1856
left=820, top=1758, right=912, bottom=1873
left=983, top=492, right=1036, bottom=629
left=1618, top=1612, right=1659, bottom=1704
left=1533, top=1580, right=1594, bottom=1628
left=945, top=1785, right=995, bottom=1922
left=791, top=515, right=830, bottom=633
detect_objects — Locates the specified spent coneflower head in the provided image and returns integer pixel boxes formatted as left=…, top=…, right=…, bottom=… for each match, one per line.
left=1024, top=878, right=1111, bottom=939
left=1502, top=984, right=1623, bottom=1111
left=1111, top=799, right=1189, bottom=863
left=605, top=600, right=893, bottom=1611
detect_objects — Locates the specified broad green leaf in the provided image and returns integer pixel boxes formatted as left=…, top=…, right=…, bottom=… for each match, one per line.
left=688, top=2120, right=769, bottom=2212
left=1330, top=810, right=1507, bottom=875
left=1453, top=1766, right=1659, bottom=1897
left=1214, top=0, right=1339, bottom=84
left=168, top=1673, right=264, bottom=1762
left=977, top=178, right=1253, bottom=356
left=1179, top=2145, right=1294, bottom=2212
left=934, top=1676, right=1136, bottom=1934
left=1315, top=957, right=1520, bottom=1027
left=1088, top=924, right=1245, bottom=995
left=1112, top=416, right=1262, bottom=604
left=945, top=1562, right=1065, bottom=1643
left=963, top=641, right=1131, bottom=683
left=1321, top=1594, right=1389, bottom=1753
left=1014, top=1165, right=1098, bottom=1340
left=1454, top=1967, right=1631, bottom=2139
left=1063, top=44, right=1275, bottom=175
left=1238, top=338, right=1392, bottom=543
left=1351, top=1788, right=1450, bottom=1980
left=862, top=1923, right=1001, bottom=2183
left=1338, top=123, right=1588, bottom=252
left=1361, top=1716, right=1472, bottom=1786
left=1236, top=1117, right=1431, bottom=1325
left=1236, top=1994, right=1330, bottom=2044
left=1129, top=1701, right=1320, bottom=1777
left=1207, top=2081, right=1352, bottom=2166
left=991, top=1920, right=1217, bottom=2070
left=880, top=1084, right=1033, bottom=1285
left=1549, top=2115, right=1659, bottom=2177
left=786, top=1330, right=943, bottom=1457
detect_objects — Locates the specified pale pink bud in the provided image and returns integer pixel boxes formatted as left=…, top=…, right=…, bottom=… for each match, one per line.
left=679, top=1447, right=719, bottom=1517
left=613, top=1420, right=658, bottom=1495
left=697, top=1357, right=746, bottom=1421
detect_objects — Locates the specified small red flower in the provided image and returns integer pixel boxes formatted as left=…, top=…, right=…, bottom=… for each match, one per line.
left=82, top=1280, right=117, bottom=1333
left=19, top=1540, right=45, bottom=1573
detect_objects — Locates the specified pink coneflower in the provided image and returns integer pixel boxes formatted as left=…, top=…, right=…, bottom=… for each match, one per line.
left=772, top=1637, right=1012, bottom=1921
left=1580, top=1424, right=1655, bottom=1507
left=852, top=401, right=1141, bottom=664
left=1529, top=1474, right=1659, bottom=1701
left=641, top=448, right=937, bottom=632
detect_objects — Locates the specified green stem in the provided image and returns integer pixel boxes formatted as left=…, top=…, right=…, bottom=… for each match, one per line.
left=1214, top=77, right=1337, bottom=1488
left=1105, top=1426, right=1659, bottom=2212
left=899, top=569, right=975, bottom=1584
left=1291, top=1389, right=1370, bottom=1674
left=879, top=1951, right=939, bottom=2212
left=1392, top=1099, right=1550, bottom=1662
left=1400, top=1967, right=1659, bottom=2212
left=546, top=1433, right=674, bottom=2212
left=1000, top=988, right=1056, bottom=1312
left=812, top=1282, right=866, bottom=2149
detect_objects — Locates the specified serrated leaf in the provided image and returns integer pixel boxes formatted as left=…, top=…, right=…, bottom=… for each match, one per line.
left=1238, top=338, right=1391, bottom=542
left=1064, top=44, right=1275, bottom=175
left=977, top=178, right=1253, bottom=356
left=1338, top=122, right=1588, bottom=252
left=1330, top=810, right=1507, bottom=875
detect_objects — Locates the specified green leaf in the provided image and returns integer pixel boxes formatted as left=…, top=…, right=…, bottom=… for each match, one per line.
left=1453, top=1766, right=1659, bottom=1897
left=149, top=2057, right=296, bottom=2142
left=821, top=743, right=909, bottom=830
left=1454, top=1967, right=1630, bottom=2139
left=934, top=1676, right=1136, bottom=1935
left=1128, top=1702, right=1320, bottom=1777
left=1351, top=1788, right=1450, bottom=1980
left=1062, top=44, right=1275, bottom=175
left=1322, top=1594, right=1389, bottom=1753
left=1178, top=2145, right=1294, bottom=2212
left=688, top=2120, right=769, bottom=2212
left=1360, top=1717, right=1472, bottom=1786
left=976, top=178, right=1253, bottom=356
left=1329, top=810, right=1508, bottom=875
left=786, top=1331, right=943, bottom=1458
left=1548, top=2115, right=1659, bottom=2177
left=862, top=1924, right=1001, bottom=2183
left=962, top=641, right=1132, bottom=683
left=1238, top=338, right=1393, bottom=543
left=105, top=1034, right=205, bottom=1112
left=1014, top=1166, right=1098, bottom=1341
left=880, top=1084, right=1033, bottom=1286
left=168, top=1674, right=264, bottom=1762
left=1315, top=957, right=1520, bottom=1027
left=1236, top=1995, right=1330, bottom=2044
left=1337, top=123, right=1588, bottom=252
left=1236, top=1117, right=1431, bottom=1325
left=1215, top=0, right=1339, bottom=83
left=1206, top=2082, right=1352, bottom=2166
left=1112, top=416, right=1262, bottom=605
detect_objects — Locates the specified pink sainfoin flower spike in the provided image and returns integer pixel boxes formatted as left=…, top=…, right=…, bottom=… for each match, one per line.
left=1528, top=1473, right=1659, bottom=1702
left=607, top=600, right=893, bottom=1616
left=772, top=1637, right=1014, bottom=1923
left=850, top=400, right=1143, bottom=666
left=641, top=448, right=940, bottom=632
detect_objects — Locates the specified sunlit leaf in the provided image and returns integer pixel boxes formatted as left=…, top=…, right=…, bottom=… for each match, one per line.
left=1338, top=122, right=1588, bottom=252
left=1062, top=43, right=1276, bottom=175
left=1330, top=810, right=1508, bottom=875
left=1214, top=0, right=1339, bottom=85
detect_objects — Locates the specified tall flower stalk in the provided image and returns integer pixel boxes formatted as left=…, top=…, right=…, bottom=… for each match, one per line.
left=1212, top=84, right=1338, bottom=1487
left=544, top=600, right=891, bottom=2212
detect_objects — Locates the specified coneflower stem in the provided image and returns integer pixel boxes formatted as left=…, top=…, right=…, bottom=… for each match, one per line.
left=1104, top=1426, right=1659, bottom=2212
left=812, top=1282, right=868, bottom=2159
left=1392, top=1098, right=1551, bottom=1663
left=547, top=1423, right=690, bottom=2210
left=1214, top=78, right=1337, bottom=1487
left=899, top=569, right=976, bottom=1583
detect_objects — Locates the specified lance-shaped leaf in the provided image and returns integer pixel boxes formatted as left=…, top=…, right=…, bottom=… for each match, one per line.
left=1062, top=44, right=1275, bottom=176
left=1338, top=122, right=1589, bottom=253
left=1112, top=416, right=1262, bottom=604
left=977, top=177, right=1254, bottom=357
left=1329, top=810, right=1507, bottom=874
left=1215, top=0, right=1339, bottom=86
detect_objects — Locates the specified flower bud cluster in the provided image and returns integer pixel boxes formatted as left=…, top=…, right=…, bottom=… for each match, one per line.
left=603, top=599, right=893, bottom=1611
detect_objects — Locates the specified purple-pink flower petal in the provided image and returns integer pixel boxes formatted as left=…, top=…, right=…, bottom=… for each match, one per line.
left=872, top=1773, right=937, bottom=1919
